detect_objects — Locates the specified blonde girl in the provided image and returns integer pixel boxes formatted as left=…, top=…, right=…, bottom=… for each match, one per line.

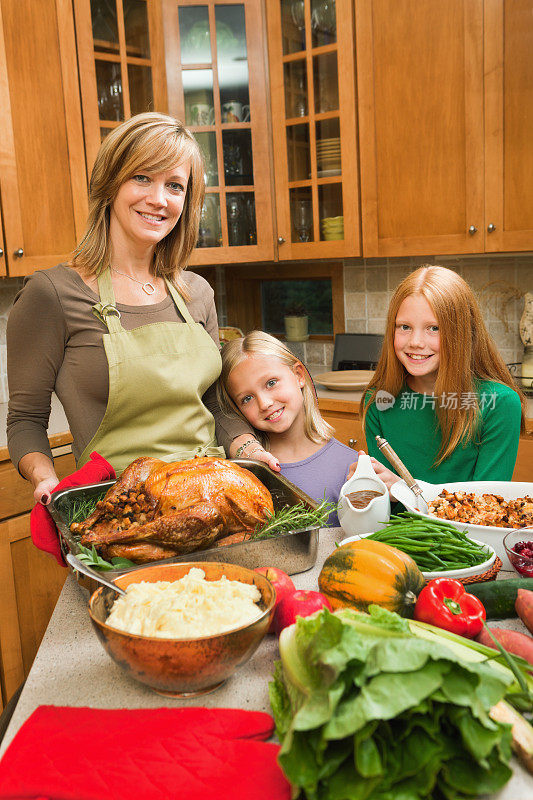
left=218, top=331, right=357, bottom=518
left=363, top=265, right=525, bottom=486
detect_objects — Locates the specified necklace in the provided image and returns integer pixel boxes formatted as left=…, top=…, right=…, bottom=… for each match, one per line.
left=111, top=266, right=155, bottom=295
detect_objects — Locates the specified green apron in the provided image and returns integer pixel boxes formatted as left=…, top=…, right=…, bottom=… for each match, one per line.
left=77, top=268, right=225, bottom=474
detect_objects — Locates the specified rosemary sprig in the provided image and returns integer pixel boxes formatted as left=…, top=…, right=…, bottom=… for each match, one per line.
left=251, top=499, right=334, bottom=540
left=64, top=491, right=107, bottom=527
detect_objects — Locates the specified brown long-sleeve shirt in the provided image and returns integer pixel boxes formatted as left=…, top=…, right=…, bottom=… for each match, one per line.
left=7, top=264, right=249, bottom=469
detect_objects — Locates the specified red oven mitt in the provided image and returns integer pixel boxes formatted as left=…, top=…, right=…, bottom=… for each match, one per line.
left=0, top=706, right=291, bottom=800
left=30, top=452, right=116, bottom=567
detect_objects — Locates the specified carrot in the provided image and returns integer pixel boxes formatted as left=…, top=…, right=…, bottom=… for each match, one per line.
left=516, top=589, right=533, bottom=635
left=476, top=627, right=533, bottom=667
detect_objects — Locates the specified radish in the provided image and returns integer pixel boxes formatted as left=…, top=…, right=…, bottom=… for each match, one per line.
left=476, top=626, right=533, bottom=667
left=515, top=589, right=533, bottom=635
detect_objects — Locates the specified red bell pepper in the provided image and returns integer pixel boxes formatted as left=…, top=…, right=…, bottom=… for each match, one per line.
left=414, top=578, right=486, bottom=638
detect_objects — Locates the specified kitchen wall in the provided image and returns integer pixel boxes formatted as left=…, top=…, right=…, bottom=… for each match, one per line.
left=0, top=253, right=531, bottom=404
left=289, top=254, right=533, bottom=369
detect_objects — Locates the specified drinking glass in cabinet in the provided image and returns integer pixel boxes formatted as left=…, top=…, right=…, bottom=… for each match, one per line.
left=195, top=132, right=218, bottom=187
left=284, top=60, right=308, bottom=119
left=96, top=60, right=123, bottom=121
left=91, top=0, right=119, bottom=53
left=311, top=0, right=336, bottom=46
left=198, top=195, right=221, bottom=248
left=244, top=194, right=257, bottom=245
left=179, top=6, right=212, bottom=64
left=291, top=196, right=313, bottom=242
left=223, top=130, right=253, bottom=185
left=128, top=64, right=153, bottom=116
left=183, top=70, right=215, bottom=127
left=313, top=52, right=339, bottom=114
left=124, top=0, right=150, bottom=59
left=226, top=194, right=245, bottom=246
left=286, top=124, right=310, bottom=181
left=281, top=0, right=305, bottom=55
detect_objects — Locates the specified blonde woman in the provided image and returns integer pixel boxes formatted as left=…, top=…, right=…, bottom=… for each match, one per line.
left=362, top=265, right=525, bottom=487
left=7, top=112, right=273, bottom=505
left=218, top=331, right=357, bottom=522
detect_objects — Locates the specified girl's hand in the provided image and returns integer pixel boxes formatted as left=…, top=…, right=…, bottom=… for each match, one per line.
left=346, top=450, right=399, bottom=491
left=229, top=435, right=281, bottom=472
left=368, top=457, right=399, bottom=490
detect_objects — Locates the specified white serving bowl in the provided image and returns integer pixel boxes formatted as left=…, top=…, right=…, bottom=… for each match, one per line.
left=390, top=480, right=533, bottom=569
left=340, top=533, right=496, bottom=580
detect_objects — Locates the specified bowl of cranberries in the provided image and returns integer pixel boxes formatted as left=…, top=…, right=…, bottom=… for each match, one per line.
left=503, top=529, right=533, bottom=577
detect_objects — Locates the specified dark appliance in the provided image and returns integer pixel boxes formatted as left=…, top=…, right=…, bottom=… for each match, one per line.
left=332, top=333, right=384, bottom=371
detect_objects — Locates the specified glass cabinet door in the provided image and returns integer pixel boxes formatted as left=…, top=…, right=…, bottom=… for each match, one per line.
left=267, top=0, right=360, bottom=258
left=74, top=0, right=167, bottom=169
left=163, top=0, right=274, bottom=263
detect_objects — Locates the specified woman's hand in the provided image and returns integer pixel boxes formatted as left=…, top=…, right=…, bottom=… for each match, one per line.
left=18, top=452, right=60, bottom=505
left=229, top=435, right=281, bottom=472
left=346, top=450, right=399, bottom=491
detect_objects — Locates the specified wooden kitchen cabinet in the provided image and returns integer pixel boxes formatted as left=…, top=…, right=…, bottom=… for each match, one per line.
left=74, top=0, right=275, bottom=264
left=356, top=0, right=485, bottom=257
left=164, top=0, right=275, bottom=263
left=73, top=0, right=168, bottom=171
left=484, top=0, right=533, bottom=251
left=266, top=0, right=361, bottom=259
left=356, top=0, right=533, bottom=257
left=319, top=398, right=365, bottom=451
left=0, top=0, right=88, bottom=277
left=0, top=436, right=74, bottom=708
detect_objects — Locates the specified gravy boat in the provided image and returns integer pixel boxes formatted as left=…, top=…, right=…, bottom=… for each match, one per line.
left=337, top=453, right=390, bottom=537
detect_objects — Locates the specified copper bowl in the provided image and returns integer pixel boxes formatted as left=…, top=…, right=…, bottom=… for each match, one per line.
left=88, top=562, right=275, bottom=697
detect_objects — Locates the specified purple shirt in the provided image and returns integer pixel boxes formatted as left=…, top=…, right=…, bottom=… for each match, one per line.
left=279, top=438, right=357, bottom=526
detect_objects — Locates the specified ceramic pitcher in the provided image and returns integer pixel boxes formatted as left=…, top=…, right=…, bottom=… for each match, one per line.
left=337, top=453, right=390, bottom=537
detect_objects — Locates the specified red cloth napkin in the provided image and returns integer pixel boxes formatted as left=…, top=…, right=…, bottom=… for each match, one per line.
left=0, top=706, right=291, bottom=800
left=30, top=452, right=116, bottom=566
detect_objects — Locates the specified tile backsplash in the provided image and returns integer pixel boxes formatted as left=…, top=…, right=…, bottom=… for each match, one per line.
left=294, top=254, right=533, bottom=368
left=1, top=254, right=532, bottom=404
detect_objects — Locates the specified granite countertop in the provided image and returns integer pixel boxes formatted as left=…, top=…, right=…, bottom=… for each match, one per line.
left=1, top=528, right=532, bottom=796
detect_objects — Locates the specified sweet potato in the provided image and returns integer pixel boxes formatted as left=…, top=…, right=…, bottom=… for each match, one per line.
left=515, top=589, right=533, bottom=635
left=476, top=626, right=533, bottom=667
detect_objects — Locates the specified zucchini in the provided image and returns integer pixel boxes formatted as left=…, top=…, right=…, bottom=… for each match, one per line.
left=467, top=578, right=533, bottom=620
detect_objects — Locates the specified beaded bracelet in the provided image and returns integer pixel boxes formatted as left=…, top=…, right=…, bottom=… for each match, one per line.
left=235, top=438, right=258, bottom=458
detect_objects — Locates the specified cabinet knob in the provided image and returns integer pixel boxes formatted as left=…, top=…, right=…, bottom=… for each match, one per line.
left=0, top=248, right=3, bottom=258
left=348, top=438, right=357, bottom=449
left=468, top=226, right=477, bottom=235
left=277, top=236, right=286, bottom=245
left=487, top=223, right=496, bottom=233
left=14, top=248, right=24, bottom=257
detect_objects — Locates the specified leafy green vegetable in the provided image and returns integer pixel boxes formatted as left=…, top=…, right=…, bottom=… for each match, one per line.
left=270, top=606, right=520, bottom=799
left=252, top=499, right=334, bottom=540
left=74, top=543, right=136, bottom=572
left=63, top=491, right=107, bottom=526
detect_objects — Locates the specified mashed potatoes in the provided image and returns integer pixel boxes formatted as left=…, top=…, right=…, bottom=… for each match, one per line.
left=106, top=567, right=263, bottom=638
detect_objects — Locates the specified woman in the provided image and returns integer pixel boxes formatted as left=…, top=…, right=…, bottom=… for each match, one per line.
left=7, top=112, right=275, bottom=504
left=362, top=265, right=525, bottom=487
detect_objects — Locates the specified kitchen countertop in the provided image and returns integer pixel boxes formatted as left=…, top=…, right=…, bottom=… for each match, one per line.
left=1, top=528, right=532, bottom=796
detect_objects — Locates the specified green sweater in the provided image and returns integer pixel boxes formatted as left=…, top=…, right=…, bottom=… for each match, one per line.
left=364, top=380, right=522, bottom=483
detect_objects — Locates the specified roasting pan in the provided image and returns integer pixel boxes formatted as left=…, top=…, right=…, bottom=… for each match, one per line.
left=48, top=460, right=320, bottom=591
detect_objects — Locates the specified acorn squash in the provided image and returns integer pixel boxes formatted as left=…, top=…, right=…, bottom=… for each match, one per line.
left=318, top=539, right=425, bottom=617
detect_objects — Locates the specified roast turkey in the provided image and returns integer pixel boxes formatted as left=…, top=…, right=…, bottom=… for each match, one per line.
left=71, top=457, right=274, bottom=563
